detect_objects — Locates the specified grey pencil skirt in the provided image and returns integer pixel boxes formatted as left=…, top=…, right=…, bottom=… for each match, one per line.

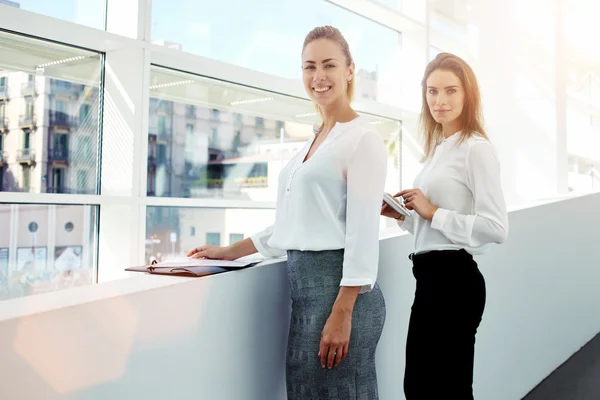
left=286, top=249, right=386, bottom=400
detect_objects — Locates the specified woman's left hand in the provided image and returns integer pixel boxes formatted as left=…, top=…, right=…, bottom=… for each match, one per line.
left=319, top=310, right=351, bottom=369
left=398, top=188, right=438, bottom=221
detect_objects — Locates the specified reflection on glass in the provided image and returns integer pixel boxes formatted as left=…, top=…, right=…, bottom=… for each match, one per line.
left=148, top=67, right=401, bottom=200
left=0, top=203, right=98, bottom=301
left=151, top=0, right=401, bottom=106
left=6, top=0, right=107, bottom=30
left=566, top=60, right=600, bottom=193
left=145, top=206, right=275, bottom=264
left=0, top=31, right=102, bottom=194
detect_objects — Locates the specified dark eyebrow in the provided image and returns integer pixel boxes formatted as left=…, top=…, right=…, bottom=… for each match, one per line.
left=303, top=58, right=339, bottom=64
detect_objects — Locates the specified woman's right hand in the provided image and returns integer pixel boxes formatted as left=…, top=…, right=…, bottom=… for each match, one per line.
left=186, top=245, right=235, bottom=260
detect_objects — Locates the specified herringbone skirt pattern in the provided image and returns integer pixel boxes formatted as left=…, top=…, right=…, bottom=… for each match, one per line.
left=286, top=249, right=386, bottom=400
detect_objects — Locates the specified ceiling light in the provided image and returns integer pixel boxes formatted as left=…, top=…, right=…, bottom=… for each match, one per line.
left=230, top=97, right=273, bottom=106
left=149, top=80, right=195, bottom=90
left=36, top=56, right=87, bottom=69
left=294, top=112, right=318, bottom=118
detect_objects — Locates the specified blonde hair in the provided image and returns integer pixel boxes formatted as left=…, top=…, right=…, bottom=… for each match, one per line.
left=302, top=26, right=355, bottom=127
left=419, top=52, right=488, bottom=161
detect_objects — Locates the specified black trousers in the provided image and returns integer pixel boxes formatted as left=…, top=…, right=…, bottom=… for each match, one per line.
left=404, top=249, right=486, bottom=400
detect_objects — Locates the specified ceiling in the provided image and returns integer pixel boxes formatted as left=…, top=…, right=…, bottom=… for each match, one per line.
left=0, top=30, right=101, bottom=85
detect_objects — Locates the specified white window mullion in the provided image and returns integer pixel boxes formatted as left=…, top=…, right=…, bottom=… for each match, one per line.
left=98, top=39, right=148, bottom=281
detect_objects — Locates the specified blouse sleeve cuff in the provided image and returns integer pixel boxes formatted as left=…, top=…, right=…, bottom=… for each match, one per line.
left=431, top=208, right=450, bottom=231
left=250, top=234, right=274, bottom=258
left=339, top=278, right=374, bottom=294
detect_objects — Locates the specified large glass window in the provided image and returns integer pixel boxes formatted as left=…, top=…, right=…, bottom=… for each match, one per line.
left=151, top=0, right=402, bottom=107
left=148, top=66, right=401, bottom=201
left=0, top=203, right=98, bottom=301
left=4, top=0, right=107, bottom=30
left=0, top=31, right=102, bottom=195
left=0, top=31, right=102, bottom=301
left=145, top=206, right=276, bottom=263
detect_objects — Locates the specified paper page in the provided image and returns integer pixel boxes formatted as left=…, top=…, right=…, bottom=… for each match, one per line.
left=154, top=257, right=254, bottom=268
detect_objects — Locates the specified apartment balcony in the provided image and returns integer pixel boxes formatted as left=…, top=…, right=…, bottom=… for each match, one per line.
left=49, top=111, right=75, bottom=130
left=21, top=81, right=36, bottom=97
left=18, top=114, right=36, bottom=129
left=49, top=147, right=69, bottom=164
left=0, top=85, right=7, bottom=100
left=16, top=148, right=35, bottom=164
left=0, top=117, right=8, bottom=132
left=50, top=80, right=83, bottom=98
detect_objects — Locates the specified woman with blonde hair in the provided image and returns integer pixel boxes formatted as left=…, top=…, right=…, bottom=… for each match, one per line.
left=382, top=52, right=509, bottom=399
left=189, top=25, right=387, bottom=399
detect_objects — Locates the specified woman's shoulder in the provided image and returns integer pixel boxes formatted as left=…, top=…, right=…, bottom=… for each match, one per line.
left=463, top=133, right=500, bottom=162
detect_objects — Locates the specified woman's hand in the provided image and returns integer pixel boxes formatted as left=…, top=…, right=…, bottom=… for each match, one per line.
left=319, top=310, right=352, bottom=369
left=398, top=188, right=438, bottom=221
left=380, top=193, right=404, bottom=220
left=186, top=245, right=235, bottom=260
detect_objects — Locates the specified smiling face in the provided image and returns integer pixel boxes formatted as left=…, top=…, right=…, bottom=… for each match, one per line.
left=302, top=38, right=353, bottom=109
left=425, top=68, right=465, bottom=128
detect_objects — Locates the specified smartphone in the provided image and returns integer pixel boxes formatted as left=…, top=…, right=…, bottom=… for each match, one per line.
left=382, top=192, right=411, bottom=217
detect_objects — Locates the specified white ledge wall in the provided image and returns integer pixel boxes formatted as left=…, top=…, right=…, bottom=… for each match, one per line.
left=0, top=193, right=599, bottom=400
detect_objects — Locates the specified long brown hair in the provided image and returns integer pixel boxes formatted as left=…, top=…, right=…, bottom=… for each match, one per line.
left=302, top=26, right=355, bottom=126
left=419, top=52, right=488, bottom=161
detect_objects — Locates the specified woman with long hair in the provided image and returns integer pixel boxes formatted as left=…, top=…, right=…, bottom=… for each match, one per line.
left=382, top=52, right=509, bottom=399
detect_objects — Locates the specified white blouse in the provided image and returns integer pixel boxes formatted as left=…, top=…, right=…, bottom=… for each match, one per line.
left=251, top=116, right=387, bottom=293
left=399, top=132, right=508, bottom=255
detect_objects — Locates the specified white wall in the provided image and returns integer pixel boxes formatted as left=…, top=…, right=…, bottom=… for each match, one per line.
left=0, top=193, right=599, bottom=400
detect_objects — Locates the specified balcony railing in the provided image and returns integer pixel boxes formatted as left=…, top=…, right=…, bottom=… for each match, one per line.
left=49, top=147, right=69, bottom=163
left=18, top=114, right=36, bottom=128
left=16, top=148, right=35, bottom=163
left=0, top=85, right=7, bottom=99
left=21, top=81, right=36, bottom=96
left=49, top=111, right=75, bottom=128
left=50, top=80, right=84, bottom=98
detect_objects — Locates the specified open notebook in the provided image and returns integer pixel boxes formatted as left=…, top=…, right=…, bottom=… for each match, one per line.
left=125, top=254, right=266, bottom=277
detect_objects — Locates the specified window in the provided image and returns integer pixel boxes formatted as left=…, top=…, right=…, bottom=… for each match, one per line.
left=210, top=109, right=220, bottom=121
left=76, top=170, right=87, bottom=193
left=233, top=113, right=243, bottom=125
left=80, top=104, right=91, bottom=121
left=255, top=117, right=265, bottom=129
left=0, top=31, right=101, bottom=301
left=25, top=98, right=34, bottom=118
left=145, top=207, right=276, bottom=262
left=0, top=204, right=98, bottom=301
left=5, top=0, right=106, bottom=30
left=23, top=131, right=31, bottom=149
left=158, top=115, right=167, bottom=136
left=210, top=128, right=218, bottom=148
left=185, top=105, right=196, bottom=118
left=205, top=233, right=220, bottom=246
left=148, top=66, right=401, bottom=200
left=22, top=166, right=30, bottom=190
left=229, top=233, right=244, bottom=245
left=152, top=0, right=403, bottom=107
